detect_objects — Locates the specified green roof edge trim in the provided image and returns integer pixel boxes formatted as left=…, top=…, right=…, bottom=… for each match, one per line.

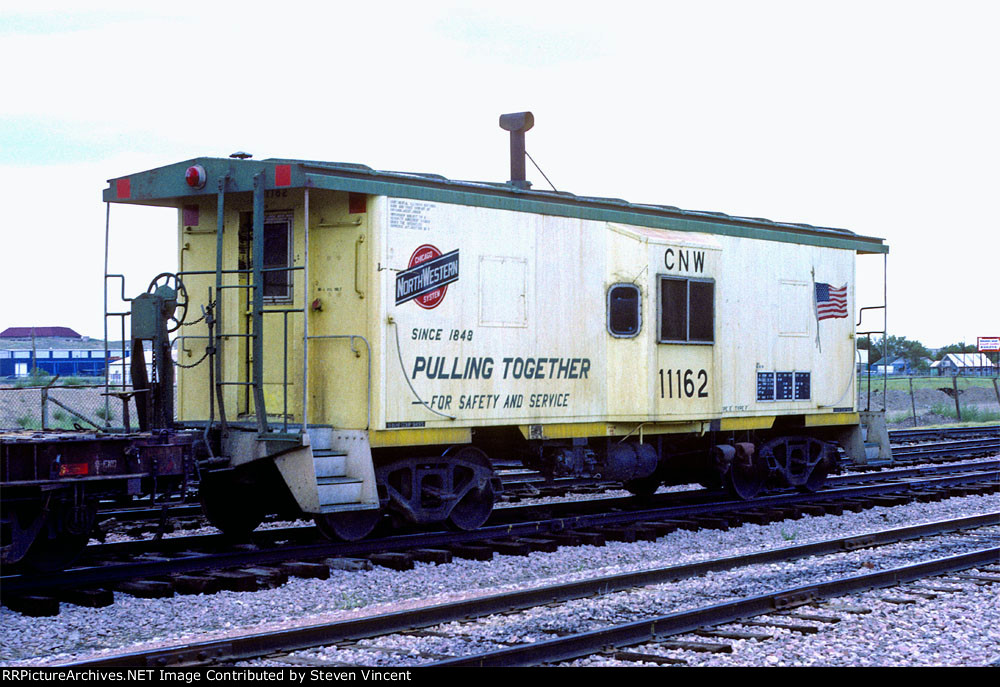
left=103, top=157, right=889, bottom=255
left=304, top=173, right=888, bottom=254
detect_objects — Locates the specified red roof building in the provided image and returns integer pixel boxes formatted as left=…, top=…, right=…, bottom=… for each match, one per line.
left=1, top=327, right=82, bottom=339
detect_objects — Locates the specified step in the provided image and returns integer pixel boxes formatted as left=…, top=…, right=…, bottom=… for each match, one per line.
left=306, top=427, right=334, bottom=451
left=314, top=451, right=348, bottom=479
left=317, top=476, right=364, bottom=506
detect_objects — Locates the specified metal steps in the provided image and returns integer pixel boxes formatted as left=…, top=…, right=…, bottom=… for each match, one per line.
left=314, top=448, right=364, bottom=508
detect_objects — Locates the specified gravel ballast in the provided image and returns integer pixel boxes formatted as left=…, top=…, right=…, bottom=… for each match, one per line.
left=1, top=492, right=997, bottom=667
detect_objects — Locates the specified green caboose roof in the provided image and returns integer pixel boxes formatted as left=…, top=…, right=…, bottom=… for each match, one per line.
left=104, top=156, right=888, bottom=254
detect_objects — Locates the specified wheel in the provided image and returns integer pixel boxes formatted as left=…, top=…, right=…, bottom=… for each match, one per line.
left=726, top=454, right=768, bottom=500
left=798, top=462, right=830, bottom=493
left=147, top=272, right=189, bottom=332
left=22, top=498, right=95, bottom=572
left=446, top=446, right=496, bottom=531
left=624, top=475, right=662, bottom=500
left=200, top=473, right=264, bottom=537
left=760, top=436, right=831, bottom=492
left=314, top=508, right=382, bottom=541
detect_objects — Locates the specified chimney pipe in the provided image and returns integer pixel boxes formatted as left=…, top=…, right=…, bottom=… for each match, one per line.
left=499, top=112, right=534, bottom=189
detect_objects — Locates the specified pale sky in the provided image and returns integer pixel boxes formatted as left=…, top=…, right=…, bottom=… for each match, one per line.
left=1, top=1, right=997, bottom=349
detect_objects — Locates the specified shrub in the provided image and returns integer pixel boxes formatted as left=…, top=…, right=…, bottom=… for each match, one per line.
left=16, top=415, right=38, bottom=429
left=930, top=402, right=1000, bottom=423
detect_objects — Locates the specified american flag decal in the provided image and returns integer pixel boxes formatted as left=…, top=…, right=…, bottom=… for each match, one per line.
left=815, top=282, right=848, bottom=321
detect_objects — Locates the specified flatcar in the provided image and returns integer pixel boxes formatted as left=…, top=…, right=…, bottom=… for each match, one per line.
left=6, top=113, right=894, bottom=561
left=1, top=282, right=199, bottom=570
left=1, top=429, right=195, bottom=569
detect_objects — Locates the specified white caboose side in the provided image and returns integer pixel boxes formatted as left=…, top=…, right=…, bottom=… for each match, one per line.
left=104, top=145, right=888, bottom=539
left=377, top=201, right=859, bottom=434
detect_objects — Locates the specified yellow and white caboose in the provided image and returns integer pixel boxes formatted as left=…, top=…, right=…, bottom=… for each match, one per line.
left=103, top=116, right=890, bottom=539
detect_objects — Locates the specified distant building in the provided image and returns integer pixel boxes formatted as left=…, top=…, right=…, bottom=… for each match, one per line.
left=1, top=327, right=110, bottom=379
left=107, top=348, right=157, bottom=386
left=872, top=357, right=910, bottom=375
left=1, top=326, right=83, bottom=339
left=930, top=353, right=997, bottom=376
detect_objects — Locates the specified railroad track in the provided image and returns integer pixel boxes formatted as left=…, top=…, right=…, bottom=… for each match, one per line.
left=889, top=424, right=999, bottom=444
left=2, top=459, right=996, bottom=613
left=54, top=513, right=1000, bottom=667
left=892, top=438, right=999, bottom=462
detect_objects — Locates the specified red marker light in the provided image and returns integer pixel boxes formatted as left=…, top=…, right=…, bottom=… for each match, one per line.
left=185, top=165, right=207, bottom=189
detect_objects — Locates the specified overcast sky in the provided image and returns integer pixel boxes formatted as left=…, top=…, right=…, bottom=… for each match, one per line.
left=1, top=1, right=997, bottom=349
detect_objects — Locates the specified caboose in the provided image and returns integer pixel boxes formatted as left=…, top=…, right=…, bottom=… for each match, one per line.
left=101, top=114, right=891, bottom=540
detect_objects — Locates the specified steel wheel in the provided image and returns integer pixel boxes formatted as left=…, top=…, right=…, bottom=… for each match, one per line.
left=22, top=499, right=95, bottom=572
left=314, top=508, right=382, bottom=541
left=799, top=462, right=830, bottom=493
left=200, top=473, right=264, bottom=538
left=624, top=475, right=662, bottom=500
left=760, top=436, right=831, bottom=492
left=24, top=530, right=90, bottom=573
left=726, top=452, right=768, bottom=500
left=446, top=446, right=496, bottom=531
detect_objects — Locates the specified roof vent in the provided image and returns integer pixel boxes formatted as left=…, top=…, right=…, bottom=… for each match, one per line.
left=229, top=151, right=252, bottom=159
left=499, top=112, right=534, bottom=189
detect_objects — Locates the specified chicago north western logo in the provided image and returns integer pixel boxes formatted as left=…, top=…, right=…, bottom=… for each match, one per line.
left=395, top=245, right=460, bottom=309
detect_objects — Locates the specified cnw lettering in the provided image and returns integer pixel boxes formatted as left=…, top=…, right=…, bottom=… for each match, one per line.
left=664, top=249, right=705, bottom=273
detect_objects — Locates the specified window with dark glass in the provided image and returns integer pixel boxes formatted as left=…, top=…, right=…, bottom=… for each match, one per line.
left=658, top=277, right=714, bottom=343
left=262, top=214, right=292, bottom=301
left=238, top=211, right=294, bottom=303
left=607, top=284, right=641, bottom=337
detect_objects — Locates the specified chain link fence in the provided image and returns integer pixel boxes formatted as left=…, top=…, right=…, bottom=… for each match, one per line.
left=0, top=379, right=144, bottom=431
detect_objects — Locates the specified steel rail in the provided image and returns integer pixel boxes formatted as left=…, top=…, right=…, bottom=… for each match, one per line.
left=3, top=468, right=996, bottom=596
left=58, top=513, right=999, bottom=667
left=889, top=425, right=999, bottom=443
left=431, top=546, right=1000, bottom=667
left=828, top=457, right=999, bottom=485
left=893, top=438, right=999, bottom=461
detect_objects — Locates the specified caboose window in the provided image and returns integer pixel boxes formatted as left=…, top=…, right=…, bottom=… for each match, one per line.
left=658, top=276, right=714, bottom=344
left=607, top=284, right=641, bottom=338
left=238, top=211, right=294, bottom=302
left=263, top=213, right=293, bottom=302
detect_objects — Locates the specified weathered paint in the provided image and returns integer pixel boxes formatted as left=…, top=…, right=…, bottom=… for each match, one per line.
left=109, top=157, right=872, bottom=454
left=373, top=199, right=857, bottom=436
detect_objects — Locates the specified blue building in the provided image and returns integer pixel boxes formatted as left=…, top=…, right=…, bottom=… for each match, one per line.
left=0, top=327, right=114, bottom=380
left=0, top=348, right=113, bottom=378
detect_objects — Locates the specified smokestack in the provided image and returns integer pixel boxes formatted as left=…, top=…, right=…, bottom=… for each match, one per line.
left=499, top=112, right=534, bottom=189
